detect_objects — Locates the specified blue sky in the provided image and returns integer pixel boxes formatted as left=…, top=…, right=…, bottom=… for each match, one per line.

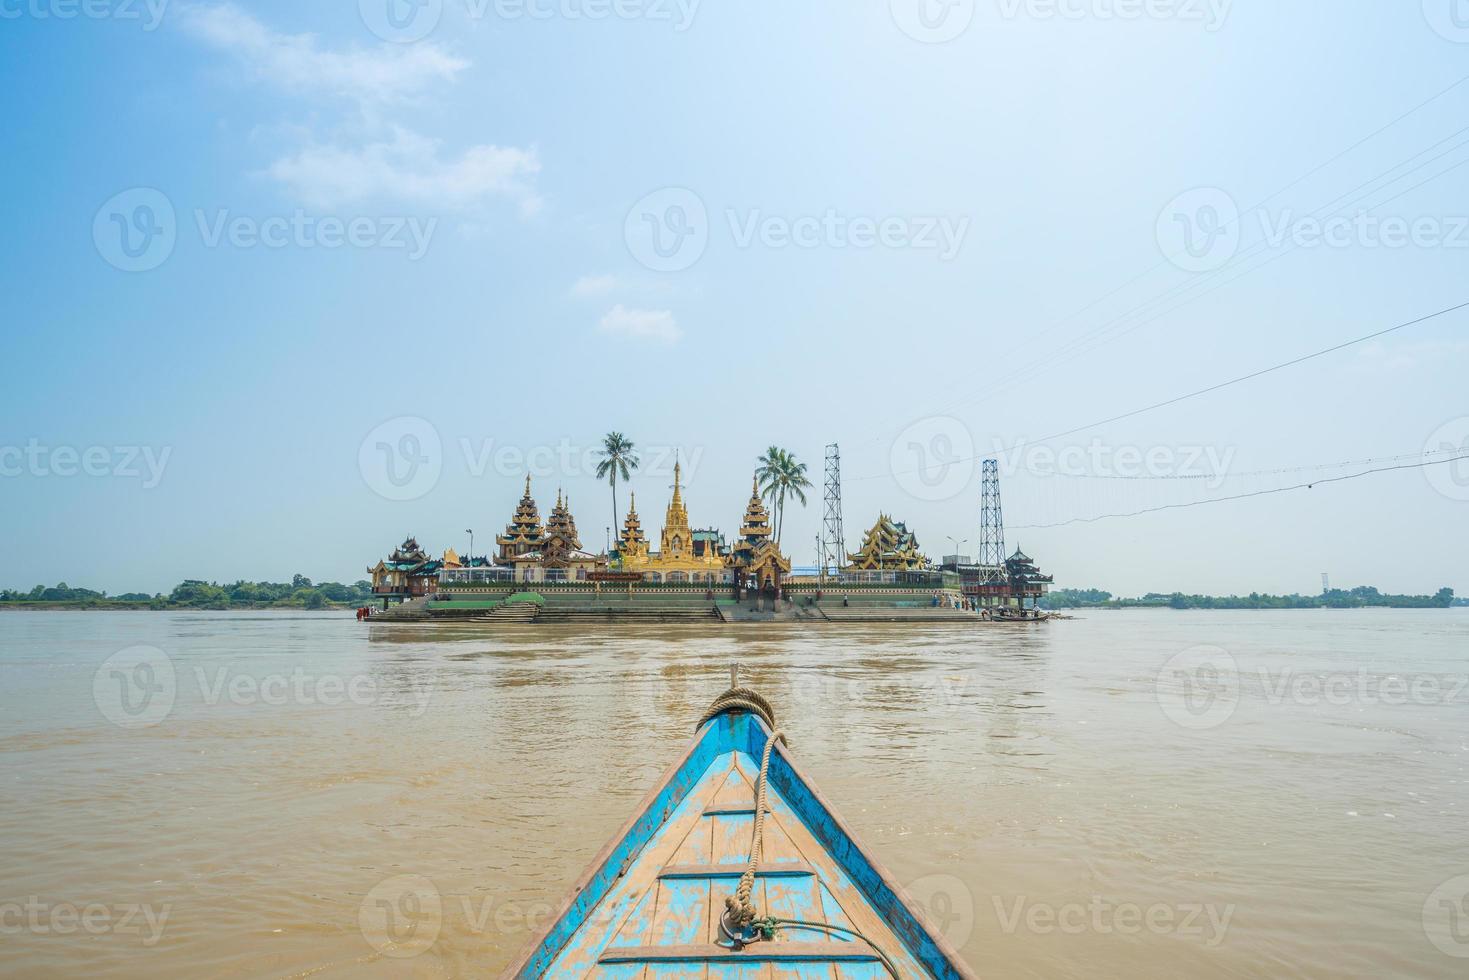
left=2, top=0, right=1467, bottom=596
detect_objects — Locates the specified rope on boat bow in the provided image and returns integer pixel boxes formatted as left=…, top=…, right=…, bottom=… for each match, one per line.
left=698, top=682, right=901, bottom=979
left=695, top=685, right=779, bottom=733
left=725, top=719, right=785, bottom=932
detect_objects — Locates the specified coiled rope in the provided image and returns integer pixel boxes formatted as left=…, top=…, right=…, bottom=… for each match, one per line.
left=695, top=686, right=779, bottom=733
left=698, top=684, right=900, bottom=978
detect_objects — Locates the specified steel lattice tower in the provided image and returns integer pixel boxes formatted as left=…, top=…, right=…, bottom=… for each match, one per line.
left=822, top=443, right=845, bottom=576
left=979, top=459, right=1006, bottom=578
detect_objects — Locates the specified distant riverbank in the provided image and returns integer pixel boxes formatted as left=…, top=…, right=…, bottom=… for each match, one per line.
left=0, top=576, right=372, bottom=611
left=1044, top=586, right=1458, bottom=611
left=0, top=601, right=358, bottom=611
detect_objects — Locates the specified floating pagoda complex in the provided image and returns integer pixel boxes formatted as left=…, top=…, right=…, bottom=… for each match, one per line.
left=367, top=458, right=1051, bottom=623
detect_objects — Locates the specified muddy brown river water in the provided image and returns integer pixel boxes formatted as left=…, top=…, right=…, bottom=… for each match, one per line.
left=1, top=609, right=1466, bottom=978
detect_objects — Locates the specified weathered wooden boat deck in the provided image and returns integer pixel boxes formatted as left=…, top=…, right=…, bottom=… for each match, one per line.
left=506, top=711, right=973, bottom=979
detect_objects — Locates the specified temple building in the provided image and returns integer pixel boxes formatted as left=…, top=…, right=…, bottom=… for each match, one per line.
left=1004, top=546, right=1053, bottom=606
left=442, top=548, right=493, bottom=569
left=845, top=514, right=927, bottom=571
left=691, top=529, right=727, bottom=562
left=503, top=488, right=605, bottom=582
left=725, top=477, right=791, bottom=593
left=613, top=493, right=651, bottom=565
left=496, top=476, right=545, bottom=564
left=367, top=536, right=443, bottom=598
left=618, top=459, right=728, bottom=583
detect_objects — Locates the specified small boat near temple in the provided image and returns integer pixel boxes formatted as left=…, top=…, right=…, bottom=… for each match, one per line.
left=502, top=681, right=976, bottom=979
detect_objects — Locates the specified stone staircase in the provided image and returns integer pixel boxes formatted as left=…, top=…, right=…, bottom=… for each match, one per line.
left=485, top=601, right=540, bottom=623
left=535, top=603, right=719, bottom=623
left=370, top=594, right=434, bottom=621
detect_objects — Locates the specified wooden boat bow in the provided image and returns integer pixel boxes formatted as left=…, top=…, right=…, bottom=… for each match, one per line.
left=501, top=679, right=977, bottom=979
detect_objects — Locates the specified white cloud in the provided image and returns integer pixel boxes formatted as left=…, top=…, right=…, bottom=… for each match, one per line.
left=179, top=4, right=466, bottom=107
left=598, top=305, right=682, bottom=343
left=267, top=128, right=540, bottom=210
left=572, top=274, right=619, bottom=296
left=179, top=4, right=538, bottom=214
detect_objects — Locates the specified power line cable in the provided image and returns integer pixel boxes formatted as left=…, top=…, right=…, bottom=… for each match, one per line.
left=1032, top=446, right=1468, bottom=481
left=1010, top=453, right=1469, bottom=528
left=852, top=298, right=1469, bottom=482
left=925, top=127, right=1469, bottom=419
left=851, top=76, right=1469, bottom=450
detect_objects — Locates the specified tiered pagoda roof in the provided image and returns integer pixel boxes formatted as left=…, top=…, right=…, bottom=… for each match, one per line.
left=367, top=535, right=443, bottom=591
left=726, top=476, right=790, bottom=588
left=623, top=457, right=727, bottom=575
left=388, top=536, right=429, bottom=566
left=540, top=489, right=585, bottom=566
left=660, top=458, right=692, bottom=556
left=846, top=514, right=926, bottom=571
left=617, top=493, right=650, bottom=561
left=1005, top=546, right=1053, bottom=590
left=496, top=476, right=545, bottom=562
left=737, top=476, right=775, bottom=539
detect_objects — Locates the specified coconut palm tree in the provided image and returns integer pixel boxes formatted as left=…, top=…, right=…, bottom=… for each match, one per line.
left=595, top=433, right=639, bottom=535
left=755, top=446, right=784, bottom=523
left=756, top=447, right=812, bottom=544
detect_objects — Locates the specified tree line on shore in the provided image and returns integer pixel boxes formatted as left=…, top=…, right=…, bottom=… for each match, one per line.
left=0, top=576, right=375, bottom=610
left=1042, top=586, right=1459, bottom=610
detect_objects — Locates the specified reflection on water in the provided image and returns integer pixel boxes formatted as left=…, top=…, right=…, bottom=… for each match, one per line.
left=0, top=610, right=1466, bottom=978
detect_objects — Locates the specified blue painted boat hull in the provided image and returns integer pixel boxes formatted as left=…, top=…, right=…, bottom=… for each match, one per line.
left=502, top=708, right=976, bottom=979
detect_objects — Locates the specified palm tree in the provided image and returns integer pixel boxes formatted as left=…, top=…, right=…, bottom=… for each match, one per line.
left=755, top=445, right=784, bottom=524
left=595, top=433, right=639, bottom=536
left=755, top=447, right=812, bottom=544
